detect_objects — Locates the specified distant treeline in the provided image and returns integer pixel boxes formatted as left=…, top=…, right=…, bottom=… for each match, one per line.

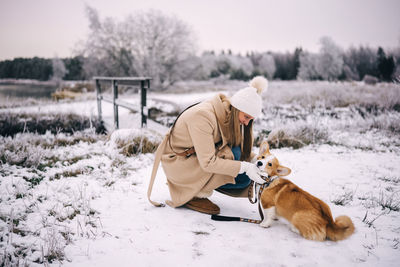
left=0, top=56, right=86, bottom=81
left=1, top=7, right=399, bottom=88
left=0, top=45, right=397, bottom=84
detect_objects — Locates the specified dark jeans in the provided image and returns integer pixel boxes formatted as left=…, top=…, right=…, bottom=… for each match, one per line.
left=218, top=146, right=251, bottom=190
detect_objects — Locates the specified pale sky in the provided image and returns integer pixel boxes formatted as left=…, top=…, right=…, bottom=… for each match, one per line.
left=0, top=0, right=399, bottom=60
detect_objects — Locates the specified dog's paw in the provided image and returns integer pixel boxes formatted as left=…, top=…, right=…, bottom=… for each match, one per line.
left=260, top=220, right=272, bottom=228
left=289, top=224, right=300, bottom=234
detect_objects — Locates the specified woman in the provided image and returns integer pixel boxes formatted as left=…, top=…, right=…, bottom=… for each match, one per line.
left=148, top=76, right=268, bottom=214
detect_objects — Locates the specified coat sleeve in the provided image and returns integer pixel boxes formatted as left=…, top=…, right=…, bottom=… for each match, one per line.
left=186, top=111, right=241, bottom=177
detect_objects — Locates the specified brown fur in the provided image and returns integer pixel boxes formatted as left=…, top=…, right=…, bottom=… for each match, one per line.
left=256, top=141, right=355, bottom=241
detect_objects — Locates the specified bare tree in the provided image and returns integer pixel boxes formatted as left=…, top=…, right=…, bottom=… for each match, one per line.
left=298, top=37, right=343, bottom=81
left=343, top=45, right=378, bottom=80
left=316, top=36, right=344, bottom=81
left=78, top=6, right=135, bottom=77
left=51, top=57, right=68, bottom=85
left=199, top=51, right=218, bottom=78
left=297, top=52, right=320, bottom=80
left=227, top=54, right=254, bottom=76
left=258, top=53, right=276, bottom=80
left=77, top=6, right=197, bottom=89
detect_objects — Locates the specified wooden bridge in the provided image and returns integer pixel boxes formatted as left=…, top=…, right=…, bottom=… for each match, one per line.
left=94, top=76, right=151, bottom=130
left=93, top=77, right=178, bottom=134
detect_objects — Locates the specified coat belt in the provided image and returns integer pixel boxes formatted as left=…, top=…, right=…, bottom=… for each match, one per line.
left=174, top=147, right=196, bottom=157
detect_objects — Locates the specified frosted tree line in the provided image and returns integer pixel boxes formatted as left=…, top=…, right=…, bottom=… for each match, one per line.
left=74, top=6, right=399, bottom=88
left=0, top=7, right=398, bottom=87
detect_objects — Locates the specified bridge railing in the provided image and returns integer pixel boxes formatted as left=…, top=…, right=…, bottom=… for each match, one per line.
left=93, top=77, right=151, bottom=129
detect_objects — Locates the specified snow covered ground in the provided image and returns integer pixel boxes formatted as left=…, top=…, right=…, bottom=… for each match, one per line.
left=1, top=81, right=400, bottom=266
left=64, top=144, right=400, bottom=267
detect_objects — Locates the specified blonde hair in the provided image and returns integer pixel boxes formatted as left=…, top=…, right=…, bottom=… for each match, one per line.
left=224, top=106, right=253, bottom=161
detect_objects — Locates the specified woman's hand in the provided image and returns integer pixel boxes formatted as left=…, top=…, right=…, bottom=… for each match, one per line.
left=239, top=162, right=265, bottom=184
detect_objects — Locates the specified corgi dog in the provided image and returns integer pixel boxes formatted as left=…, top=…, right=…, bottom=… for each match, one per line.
left=255, top=141, right=355, bottom=241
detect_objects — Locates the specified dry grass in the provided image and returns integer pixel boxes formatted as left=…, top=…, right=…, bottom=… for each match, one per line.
left=263, top=81, right=400, bottom=111
left=121, top=136, right=160, bottom=156
left=0, top=131, right=103, bottom=170
left=0, top=112, right=107, bottom=137
left=265, top=125, right=329, bottom=149
left=109, top=129, right=162, bottom=156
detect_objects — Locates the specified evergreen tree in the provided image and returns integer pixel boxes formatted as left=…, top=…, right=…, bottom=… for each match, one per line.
left=230, top=68, right=248, bottom=80
left=377, top=47, right=395, bottom=81
left=343, top=45, right=378, bottom=80
left=64, top=56, right=85, bottom=80
left=0, top=57, right=52, bottom=80
left=292, top=47, right=302, bottom=79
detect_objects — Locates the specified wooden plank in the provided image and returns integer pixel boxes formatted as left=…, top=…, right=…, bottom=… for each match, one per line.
left=114, top=99, right=138, bottom=111
left=93, top=77, right=152, bottom=81
left=101, top=96, right=138, bottom=111
left=101, top=95, right=113, bottom=103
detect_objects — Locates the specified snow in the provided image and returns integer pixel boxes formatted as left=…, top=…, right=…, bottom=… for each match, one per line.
left=1, top=84, right=400, bottom=266
left=56, top=144, right=399, bottom=267
left=3, top=137, right=399, bottom=266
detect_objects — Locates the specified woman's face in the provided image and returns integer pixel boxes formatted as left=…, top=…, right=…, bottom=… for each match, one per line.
left=238, top=111, right=254, bottom=126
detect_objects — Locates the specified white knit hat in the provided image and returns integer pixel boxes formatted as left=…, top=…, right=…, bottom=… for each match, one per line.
left=230, top=76, right=268, bottom=118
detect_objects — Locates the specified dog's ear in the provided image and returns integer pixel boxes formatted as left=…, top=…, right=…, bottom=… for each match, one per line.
left=259, top=141, right=270, bottom=155
left=277, top=165, right=291, bottom=176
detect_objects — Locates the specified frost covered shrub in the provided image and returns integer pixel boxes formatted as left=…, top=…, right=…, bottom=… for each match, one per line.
left=363, top=75, right=379, bottom=85
left=0, top=112, right=106, bottom=137
left=265, top=124, right=329, bottom=149
left=378, top=191, right=400, bottom=212
left=331, top=188, right=355, bottom=206
left=0, top=140, right=45, bottom=168
left=108, top=129, right=162, bottom=155
left=354, top=113, right=400, bottom=135
left=263, top=81, right=400, bottom=112
left=372, top=114, right=400, bottom=134
left=255, top=82, right=400, bottom=150
left=60, top=81, right=95, bottom=92
left=120, top=137, right=159, bottom=156
left=0, top=131, right=103, bottom=168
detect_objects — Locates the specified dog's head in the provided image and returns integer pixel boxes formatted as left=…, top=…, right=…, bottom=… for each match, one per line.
left=256, top=141, right=291, bottom=177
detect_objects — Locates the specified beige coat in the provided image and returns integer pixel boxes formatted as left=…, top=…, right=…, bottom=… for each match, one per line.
left=158, top=93, right=246, bottom=207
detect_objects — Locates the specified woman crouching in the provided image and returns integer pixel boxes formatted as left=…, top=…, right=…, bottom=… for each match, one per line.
left=148, top=76, right=268, bottom=214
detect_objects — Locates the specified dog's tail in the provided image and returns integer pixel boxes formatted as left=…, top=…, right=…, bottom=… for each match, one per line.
left=326, top=215, right=355, bottom=241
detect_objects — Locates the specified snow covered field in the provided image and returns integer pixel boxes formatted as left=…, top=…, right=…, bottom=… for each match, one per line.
left=1, top=81, right=400, bottom=266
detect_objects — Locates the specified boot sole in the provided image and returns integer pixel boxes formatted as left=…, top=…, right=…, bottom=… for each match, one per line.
left=184, top=203, right=220, bottom=215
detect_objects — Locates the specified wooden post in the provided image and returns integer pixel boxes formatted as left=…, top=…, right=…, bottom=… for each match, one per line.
left=112, top=80, right=119, bottom=129
left=95, top=79, right=102, bottom=122
left=140, top=80, right=148, bottom=127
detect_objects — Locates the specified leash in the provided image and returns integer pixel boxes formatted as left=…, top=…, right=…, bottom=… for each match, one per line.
left=167, top=102, right=200, bottom=158
left=211, top=174, right=278, bottom=224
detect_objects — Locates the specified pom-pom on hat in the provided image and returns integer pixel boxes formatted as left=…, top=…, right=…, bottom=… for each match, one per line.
left=230, top=76, right=268, bottom=118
